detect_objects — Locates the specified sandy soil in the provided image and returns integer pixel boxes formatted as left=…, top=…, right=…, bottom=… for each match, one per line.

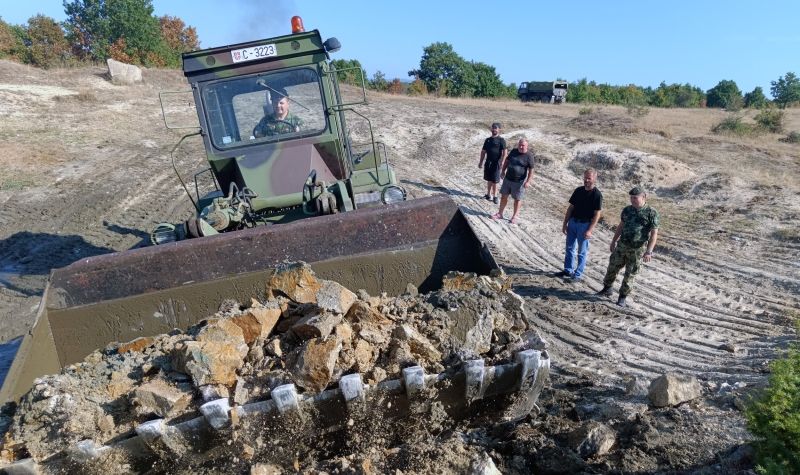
left=0, top=60, right=799, bottom=471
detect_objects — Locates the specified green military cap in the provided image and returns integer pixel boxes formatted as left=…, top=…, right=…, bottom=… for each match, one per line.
left=629, top=186, right=645, bottom=195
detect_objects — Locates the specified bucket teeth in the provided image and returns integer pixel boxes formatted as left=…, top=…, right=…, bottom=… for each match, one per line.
left=0, top=458, right=38, bottom=474
left=465, top=359, right=486, bottom=402
left=339, top=373, right=365, bottom=404
left=200, top=398, right=231, bottom=429
left=135, top=418, right=166, bottom=448
left=271, top=384, right=300, bottom=413
left=516, top=350, right=544, bottom=392
left=68, top=439, right=110, bottom=463
left=17, top=350, right=550, bottom=470
left=402, top=366, right=426, bottom=398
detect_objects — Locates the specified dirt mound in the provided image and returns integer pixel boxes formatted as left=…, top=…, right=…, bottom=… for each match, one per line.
left=568, top=111, right=639, bottom=135
left=0, top=60, right=50, bottom=84
left=570, top=142, right=696, bottom=189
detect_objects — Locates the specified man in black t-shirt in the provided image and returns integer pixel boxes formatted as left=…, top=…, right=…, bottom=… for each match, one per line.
left=558, top=168, right=603, bottom=281
left=491, top=138, right=535, bottom=225
left=478, top=122, right=507, bottom=204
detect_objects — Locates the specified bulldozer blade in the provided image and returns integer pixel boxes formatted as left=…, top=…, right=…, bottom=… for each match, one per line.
left=1, top=195, right=497, bottom=402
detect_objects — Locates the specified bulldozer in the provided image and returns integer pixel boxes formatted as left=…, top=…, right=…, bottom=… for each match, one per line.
left=0, top=17, right=550, bottom=471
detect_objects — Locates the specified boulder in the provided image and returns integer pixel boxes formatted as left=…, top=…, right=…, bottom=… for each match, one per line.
left=105, top=370, right=138, bottom=399
left=231, top=305, right=282, bottom=345
left=470, top=452, right=502, bottom=475
left=265, top=338, right=283, bottom=357
left=173, top=319, right=249, bottom=386
left=133, top=379, right=192, bottom=417
left=446, top=306, right=493, bottom=355
left=499, top=291, right=529, bottom=331
left=267, top=263, right=321, bottom=303
left=569, top=421, right=616, bottom=458
left=352, top=339, right=375, bottom=371
left=292, top=310, right=342, bottom=340
left=334, top=322, right=354, bottom=347
left=345, top=300, right=392, bottom=325
left=648, top=372, right=702, bottom=407
left=291, top=336, right=342, bottom=391
left=315, top=280, right=357, bottom=314
left=394, top=324, right=441, bottom=361
left=106, top=58, right=142, bottom=85
left=117, top=336, right=155, bottom=354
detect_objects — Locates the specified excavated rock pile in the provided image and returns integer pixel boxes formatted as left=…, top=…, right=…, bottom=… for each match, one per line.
left=0, top=263, right=548, bottom=473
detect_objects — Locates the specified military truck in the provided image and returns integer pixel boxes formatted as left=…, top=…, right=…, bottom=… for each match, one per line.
left=517, top=80, right=568, bottom=103
left=150, top=15, right=406, bottom=244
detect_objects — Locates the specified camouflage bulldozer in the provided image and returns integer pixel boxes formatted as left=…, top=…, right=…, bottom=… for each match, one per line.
left=517, top=80, right=568, bottom=104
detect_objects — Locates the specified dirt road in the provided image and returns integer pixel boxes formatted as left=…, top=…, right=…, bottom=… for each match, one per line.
left=0, top=61, right=798, bottom=470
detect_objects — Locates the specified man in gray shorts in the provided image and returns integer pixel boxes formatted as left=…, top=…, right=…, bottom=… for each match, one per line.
left=491, top=138, right=535, bottom=224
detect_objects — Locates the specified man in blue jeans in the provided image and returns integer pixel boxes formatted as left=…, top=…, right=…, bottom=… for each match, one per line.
left=557, top=168, right=603, bottom=282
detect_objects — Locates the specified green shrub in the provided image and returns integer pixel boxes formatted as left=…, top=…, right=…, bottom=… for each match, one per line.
left=712, top=115, right=759, bottom=136
left=578, top=106, right=594, bottom=116
left=406, top=78, right=427, bottom=96
left=755, top=109, right=785, bottom=133
left=745, top=328, right=800, bottom=474
left=780, top=131, right=800, bottom=144
left=626, top=102, right=649, bottom=118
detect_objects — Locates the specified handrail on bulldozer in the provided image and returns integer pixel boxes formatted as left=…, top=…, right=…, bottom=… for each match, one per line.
left=158, top=90, right=200, bottom=130
left=170, top=131, right=203, bottom=212
left=339, top=108, right=390, bottom=187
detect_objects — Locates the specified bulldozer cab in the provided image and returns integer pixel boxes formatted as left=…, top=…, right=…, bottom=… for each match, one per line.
left=152, top=22, right=404, bottom=244
left=181, top=29, right=353, bottom=214
left=195, top=68, right=345, bottom=203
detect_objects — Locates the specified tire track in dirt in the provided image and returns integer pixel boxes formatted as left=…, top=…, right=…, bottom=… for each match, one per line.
left=398, top=125, right=795, bottom=385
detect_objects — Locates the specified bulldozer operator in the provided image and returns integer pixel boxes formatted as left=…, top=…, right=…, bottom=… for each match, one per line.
left=253, top=87, right=304, bottom=138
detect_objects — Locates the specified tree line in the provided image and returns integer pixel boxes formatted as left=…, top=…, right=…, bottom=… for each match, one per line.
left=346, top=41, right=800, bottom=110
left=0, top=0, right=197, bottom=68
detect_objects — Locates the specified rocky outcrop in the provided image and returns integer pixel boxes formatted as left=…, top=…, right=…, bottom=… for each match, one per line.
left=106, top=58, right=142, bottom=85
left=648, top=372, right=702, bottom=407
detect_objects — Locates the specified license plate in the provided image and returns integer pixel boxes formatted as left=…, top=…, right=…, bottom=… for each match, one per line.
left=231, top=44, right=277, bottom=63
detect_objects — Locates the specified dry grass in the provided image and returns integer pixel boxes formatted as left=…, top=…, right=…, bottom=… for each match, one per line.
left=375, top=94, right=800, bottom=190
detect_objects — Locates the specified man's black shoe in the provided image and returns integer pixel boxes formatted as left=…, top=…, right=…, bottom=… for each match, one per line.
left=596, top=286, right=613, bottom=297
left=617, top=296, right=627, bottom=307
left=493, top=196, right=499, bottom=204
left=555, top=270, right=571, bottom=278
left=484, top=194, right=491, bottom=200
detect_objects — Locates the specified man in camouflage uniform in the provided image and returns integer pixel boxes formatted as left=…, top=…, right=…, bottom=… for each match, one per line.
left=253, top=88, right=303, bottom=138
left=597, top=187, right=659, bottom=307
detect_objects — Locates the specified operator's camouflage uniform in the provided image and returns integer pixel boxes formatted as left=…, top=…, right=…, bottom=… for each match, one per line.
left=253, top=113, right=303, bottom=138
left=602, top=205, right=660, bottom=297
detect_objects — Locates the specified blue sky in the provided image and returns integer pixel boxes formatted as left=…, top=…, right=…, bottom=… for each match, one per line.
left=3, top=1, right=799, bottom=94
